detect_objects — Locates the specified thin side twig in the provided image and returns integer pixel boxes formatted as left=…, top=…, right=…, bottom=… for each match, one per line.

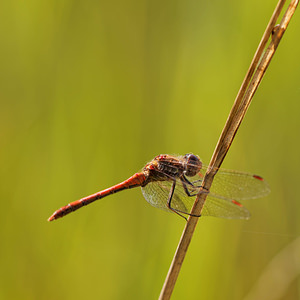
left=159, top=0, right=298, bottom=299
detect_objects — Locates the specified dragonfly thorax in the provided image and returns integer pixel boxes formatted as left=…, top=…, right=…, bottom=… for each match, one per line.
left=143, top=154, right=202, bottom=185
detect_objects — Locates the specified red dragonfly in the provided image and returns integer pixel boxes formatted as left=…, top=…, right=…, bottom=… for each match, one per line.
left=48, top=153, right=270, bottom=222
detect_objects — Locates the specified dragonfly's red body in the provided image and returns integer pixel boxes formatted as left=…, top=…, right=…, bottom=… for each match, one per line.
left=48, top=173, right=146, bottom=221
left=48, top=154, right=270, bottom=221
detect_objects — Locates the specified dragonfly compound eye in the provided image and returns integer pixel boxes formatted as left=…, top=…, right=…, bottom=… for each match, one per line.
left=183, top=154, right=202, bottom=177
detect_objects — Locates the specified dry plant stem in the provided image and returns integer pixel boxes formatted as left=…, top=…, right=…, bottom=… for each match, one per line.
left=159, top=0, right=298, bottom=299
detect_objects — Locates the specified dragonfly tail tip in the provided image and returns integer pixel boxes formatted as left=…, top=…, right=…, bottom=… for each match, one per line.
left=47, top=215, right=55, bottom=222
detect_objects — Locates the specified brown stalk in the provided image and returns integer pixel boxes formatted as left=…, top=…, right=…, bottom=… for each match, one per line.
left=159, top=0, right=299, bottom=299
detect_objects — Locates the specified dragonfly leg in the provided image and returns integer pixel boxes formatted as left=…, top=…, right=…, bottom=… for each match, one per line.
left=181, top=175, right=203, bottom=187
left=190, top=179, right=203, bottom=187
left=181, top=176, right=209, bottom=196
left=167, top=179, right=201, bottom=219
left=181, top=176, right=199, bottom=197
left=167, top=180, right=187, bottom=220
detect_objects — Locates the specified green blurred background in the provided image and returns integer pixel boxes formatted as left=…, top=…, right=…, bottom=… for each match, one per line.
left=1, top=1, right=299, bottom=299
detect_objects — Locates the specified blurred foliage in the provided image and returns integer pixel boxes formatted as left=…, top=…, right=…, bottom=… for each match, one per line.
left=0, top=0, right=299, bottom=299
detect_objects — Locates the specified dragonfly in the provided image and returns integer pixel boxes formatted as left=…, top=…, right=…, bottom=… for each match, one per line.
left=48, top=153, right=270, bottom=222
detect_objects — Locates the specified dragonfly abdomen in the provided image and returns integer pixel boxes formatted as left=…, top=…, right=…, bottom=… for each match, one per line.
left=48, top=173, right=146, bottom=221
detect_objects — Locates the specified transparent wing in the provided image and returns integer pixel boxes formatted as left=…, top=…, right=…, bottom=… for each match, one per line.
left=141, top=180, right=189, bottom=213
left=199, top=167, right=270, bottom=201
left=201, top=196, right=250, bottom=219
left=141, top=177, right=251, bottom=219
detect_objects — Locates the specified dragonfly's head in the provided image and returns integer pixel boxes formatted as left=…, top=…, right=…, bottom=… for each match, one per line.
left=183, top=153, right=202, bottom=177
